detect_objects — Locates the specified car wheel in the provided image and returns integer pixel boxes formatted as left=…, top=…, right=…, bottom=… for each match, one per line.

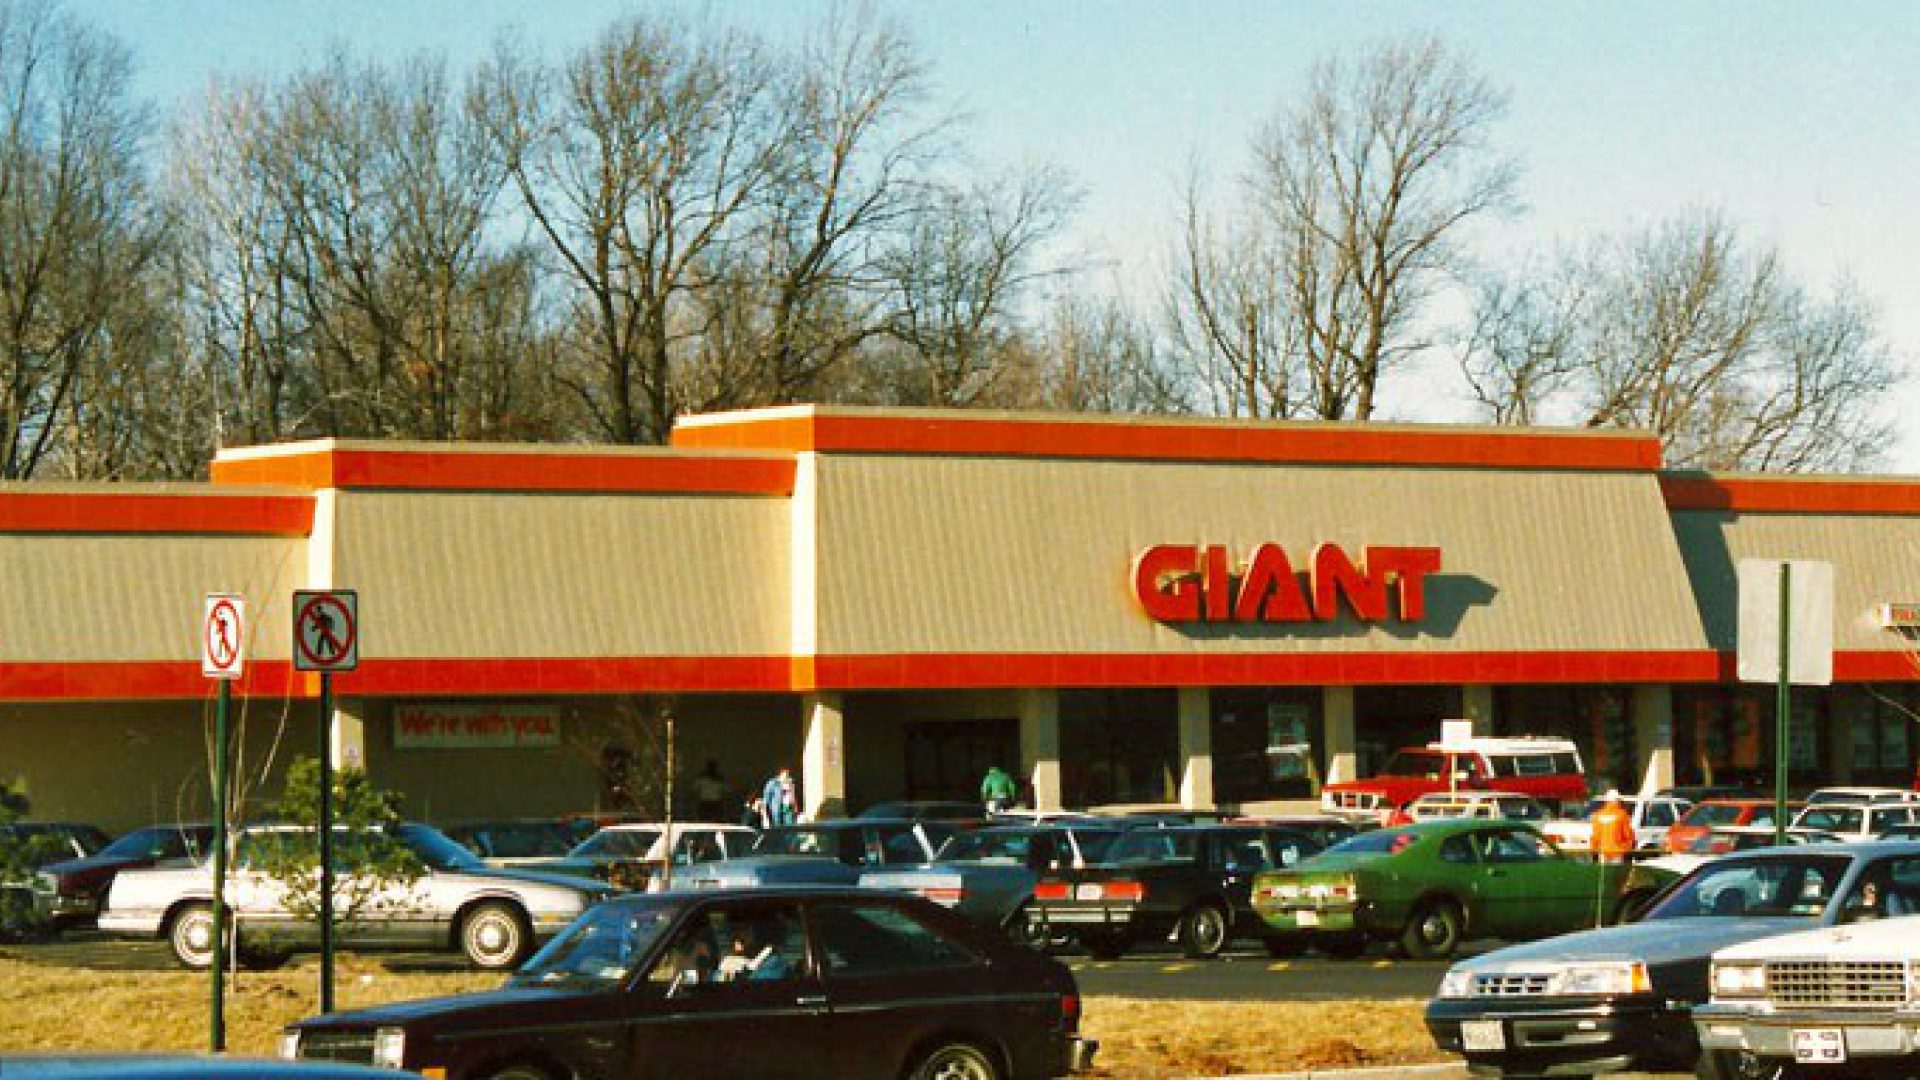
left=1177, top=903, right=1230, bottom=959
left=1315, top=932, right=1368, bottom=960
left=167, top=902, right=217, bottom=969
left=907, top=1041, right=1002, bottom=1080
left=1079, top=929, right=1132, bottom=960
left=1696, top=1049, right=1797, bottom=1080
left=460, top=901, right=532, bottom=970
left=1262, top=933, right=1307, bottom=958
left=1398, top=899, right=1463, bottom=960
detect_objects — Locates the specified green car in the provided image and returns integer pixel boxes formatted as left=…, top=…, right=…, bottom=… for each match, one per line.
left=1250, top=819, right=1676, bottom=960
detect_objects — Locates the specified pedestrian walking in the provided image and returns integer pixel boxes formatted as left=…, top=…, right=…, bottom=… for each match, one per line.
left=762, top=766, right=798, bottom=827
left=980, top=764, right=1018, bottom=815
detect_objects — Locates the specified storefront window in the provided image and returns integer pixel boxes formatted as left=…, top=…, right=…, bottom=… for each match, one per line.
left=1672, top=686, right=1829, bottom=789
left=1495, top=686, right=1634, bottom=793
left=1211, top=688, right=1322, bottom=802
left=1835, top=685, right=1920, bottom=787
left=1059, top=689, right=1180, bottom=808
left=1352, top=686, right=1464, bottom=779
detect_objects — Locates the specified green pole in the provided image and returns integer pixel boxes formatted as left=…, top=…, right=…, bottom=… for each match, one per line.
left=1774, top=563, right=1791, bottom=847
left=318, top=672, right=335, bottom=1013
left=211, top=678, right=230, bottom=1052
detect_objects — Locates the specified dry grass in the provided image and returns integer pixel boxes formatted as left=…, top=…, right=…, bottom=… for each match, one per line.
left=0, top=954, right=1446, bottom=1077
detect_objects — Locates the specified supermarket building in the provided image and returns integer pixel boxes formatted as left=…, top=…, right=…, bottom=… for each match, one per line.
left=2, top=405, right=1918, bottom=831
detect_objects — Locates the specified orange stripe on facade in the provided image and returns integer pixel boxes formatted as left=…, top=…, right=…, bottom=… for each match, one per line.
left=0, top=493, right=315, bottom=535
left=673, top=412, right=1664, bottom=471
left=7, top=650, right=1913, bottom=701
left=212, top=449, right=795, bottom=495
left=1662, top=474, right=1920, bottom=515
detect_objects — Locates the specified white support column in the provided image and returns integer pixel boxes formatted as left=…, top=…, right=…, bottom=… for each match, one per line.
left=332, top=697, right=367, bottom=773
left=1632, top=685, right=1675, bottom=797
left=1018, top=688, right=1062, bottom=812
left=1178, top=687, right=1214, bottom=810
left=1323, top=686, right=1357, bottom=785
left=801, top=692, right=846, bottom=821
left=1462, top=685, right=1496, bottom=735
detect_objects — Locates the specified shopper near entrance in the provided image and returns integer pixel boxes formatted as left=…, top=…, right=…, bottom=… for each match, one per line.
left=693, top=760, right=727, bottom=821
left=980, top=764, right=1018, bottom=814
left=761, top=767, right=798, bottom=827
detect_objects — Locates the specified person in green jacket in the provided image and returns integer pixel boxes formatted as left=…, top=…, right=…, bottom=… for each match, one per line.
left=980, top=765, right=1019, bottom=814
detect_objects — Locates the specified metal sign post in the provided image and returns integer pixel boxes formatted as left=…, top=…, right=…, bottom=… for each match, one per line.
left=293, top=590, right=358, bottom=1015
left=201, top=593, right=246, bottom=1052
left=1775, top=565, right=1792, bottom=846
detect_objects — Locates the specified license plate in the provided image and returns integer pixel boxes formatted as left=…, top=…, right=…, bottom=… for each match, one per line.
left=1075, top=884, right=1102, bottom=901
left=1793, top=1029, right=1846, bottom=1064
left=1461, top=1020, right=1505, bottom=1052
left=1294, top=910, right=1320, bottom=927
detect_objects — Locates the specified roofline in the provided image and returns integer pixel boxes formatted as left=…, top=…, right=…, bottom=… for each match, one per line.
left=210, top=441, right=795, bottom=496
left=1662, top=472, right=1920, bottom=515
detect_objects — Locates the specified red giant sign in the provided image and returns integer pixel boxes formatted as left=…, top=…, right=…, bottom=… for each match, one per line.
left=1132, top=543, right=1442, bottom=624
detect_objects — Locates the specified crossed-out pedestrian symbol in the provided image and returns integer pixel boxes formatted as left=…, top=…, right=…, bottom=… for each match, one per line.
left=294, top=592, right=357, bottom=672
left=207, top=600, right=240, bottom=670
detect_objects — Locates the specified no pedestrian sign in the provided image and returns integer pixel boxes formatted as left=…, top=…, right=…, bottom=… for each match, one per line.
left=293, top=590, right=359, bottom=673
left=202, top=594, right=246, bottom=680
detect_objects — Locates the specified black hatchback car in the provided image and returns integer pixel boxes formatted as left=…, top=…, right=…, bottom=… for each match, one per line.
left=283, top=887, right=1096, bottom=1080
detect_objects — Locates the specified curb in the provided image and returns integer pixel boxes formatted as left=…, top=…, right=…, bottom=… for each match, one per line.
left=1201, top=1065, right=1466, bottom=1080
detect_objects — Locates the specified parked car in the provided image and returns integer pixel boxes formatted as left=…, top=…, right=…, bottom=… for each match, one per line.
left=1803, top=785, right=1919, bottom=805
left=0, top=821, right=112, bottom=863
left=281, top=887, right=1098, bottom=1080
left=1639, top=825, right=1838, bottom=878
left=437, top=819, right=580, bottom=868
left=1790, top=797, right=1920, bottom=840
left=100, top=822, right=614, bottom=970
left=0, top=1056, right=420, bottom=1079
left=858, top=823, right=1130, bottom=944
left=532, top=822, right=757, bottom=889
left=855, top=800, right=984, bottom=823
left=1030, top=823, right=1326, bottom=960
left=1225, top=814, right=1363, bottom=851
left=1663, top=798, right=1798, bottom=854
left=1693, top=841, right=1920, bottom=1079
left=1429, top=843, right=1907, bottom=1079
left=1540, top=794, right=1692, bottom=855
left=35, top=823, right=213, bottom=929
left=679, top=820, right=953, bottom=889
left=1405, top=792, right=1550, bottom=823
left=1252, top=820, right=1675, bottom=960
left=1320, top=735, right=1586, bottom=819
left=1, top=821, right=114, bottom=929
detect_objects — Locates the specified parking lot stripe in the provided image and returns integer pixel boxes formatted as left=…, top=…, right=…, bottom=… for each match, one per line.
left=1161, top=963, right=1192, bottom=973
left=1267, top=962, right=1290, bottom=972
left=1371, top=960, right=1393, bottom=969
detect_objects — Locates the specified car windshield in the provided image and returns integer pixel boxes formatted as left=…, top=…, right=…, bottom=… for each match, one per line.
left=511, top=903, right=675, bottom=989
left=573, top=828, right=663, bottom=859
left=1795, top=807, right=1864, bottom=834
left=1641, top=854, right=1852, bottom=920
left=753, top=827, right=846, bottom=858
left=1100, top=830, right=1198, bottom=865
left=98, top=826, right=205, bottom=861
left=396, top=824, right=487, bottom=871
left=1325, top=828, right=1419, bottom=857
left=1378, top=750, right=1448, bottom=779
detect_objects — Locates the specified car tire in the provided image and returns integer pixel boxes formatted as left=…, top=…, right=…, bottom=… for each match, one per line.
left=167, top=902, right=217, bottom=969
left=1079, top=929, right=1132, bottom=960
left=1262, top=933, right=1307, bottom=958
left=1398, top=899, right=1463, bottom=960
left=1695, top=1049, right=1798, bottom=1080
left=907, top=1041, right=1002, bottom=1080
left=1177, top=903, right=1230, bottom=959
left=460, top=901, right=532, bottom=970
left=1315, top=932, right=1368, bottom=960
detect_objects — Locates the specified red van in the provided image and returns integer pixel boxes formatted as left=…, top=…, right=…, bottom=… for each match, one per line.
left=1320, top=735, right=1586, bottom=818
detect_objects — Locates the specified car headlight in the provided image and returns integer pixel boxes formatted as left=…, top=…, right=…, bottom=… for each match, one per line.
left=1545, top=961, right=1652, bottom=996
left=1711, top=961, right=1767, bottom=998
left=1438, top=969, right=1476, bottom=998
left=278, top=1029, right=300, bottom=1061
left=372, top=1026, right=407, bottom=1069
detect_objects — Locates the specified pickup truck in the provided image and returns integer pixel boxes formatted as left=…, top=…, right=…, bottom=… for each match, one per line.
left=1320, top=735, right=1586, bottom=819
left=1030, top=824, right=1325, bottom=959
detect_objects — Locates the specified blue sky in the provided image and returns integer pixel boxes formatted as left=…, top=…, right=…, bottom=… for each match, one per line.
left=66, top=1, right=1920, bottom=470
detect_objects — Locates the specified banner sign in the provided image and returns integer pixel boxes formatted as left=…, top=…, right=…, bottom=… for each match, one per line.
left=393, top=702, right=563, bottom=749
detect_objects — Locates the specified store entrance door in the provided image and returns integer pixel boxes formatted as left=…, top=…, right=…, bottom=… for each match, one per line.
left=904, top=719, right=1019, bottom=803
left=1353, top=686, right=1465, bottom=779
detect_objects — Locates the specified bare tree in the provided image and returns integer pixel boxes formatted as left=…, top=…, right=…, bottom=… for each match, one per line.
left=0, top=2, right=158, bottom=478
left=1463, top=210, right=1903, bottom=471
left=1173, top=35, right=1515, bottom=421
left=483, top=15, right=787, bottom=445
left=1032, top=288, right=1189, bottom=414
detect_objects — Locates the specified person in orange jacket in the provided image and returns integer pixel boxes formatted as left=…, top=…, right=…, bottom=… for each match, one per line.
left=1590, top=789, right=1637, bottom=864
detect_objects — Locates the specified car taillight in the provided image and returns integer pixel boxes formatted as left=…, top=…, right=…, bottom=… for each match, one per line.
left=1060, top=993, right=1081, bottom=1032
left=917, top=886, right=965, bottom=904
left=1034, top=881, right=1069, bottom=901
left=1102, top=881, right=1144, bottom=902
